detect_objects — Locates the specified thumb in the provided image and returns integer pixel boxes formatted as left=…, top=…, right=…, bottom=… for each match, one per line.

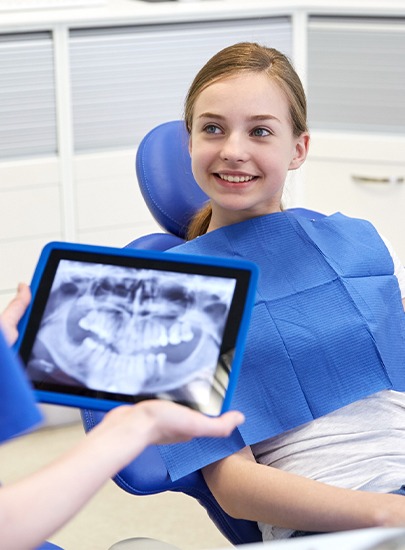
left=0, top=283, right=31, bottom=345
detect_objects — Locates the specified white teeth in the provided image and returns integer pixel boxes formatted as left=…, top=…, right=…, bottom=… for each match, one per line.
left=180, top=322, right=194, bottom=342
left=79, top=310, right=97, bottom=331
left=125, top=356, right=144, bottom=393
left=143, top=321, right=154, bottom=349
left=146, top=353, right=156, bottom=370
left=148, top=352, right=167, bottom=385
left=158, top=324, right=169, bottom=347
left=134, top=353, right=145, bottom=371
left=125, top=355, right=138, bottom=378
left=79, top=310, right=196, bottom=360
left=219, top=174, right=254, bottom=183
left=79, top=309, right=124, bottom=344
left=156, top=353, right=167, bottom=372
left=82, top=336, right=98, bottom=350
left=168, top=323, right=182, bottom=345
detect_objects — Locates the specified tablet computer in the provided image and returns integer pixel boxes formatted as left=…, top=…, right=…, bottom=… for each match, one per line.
left=16, top=242, right=258, bottom=415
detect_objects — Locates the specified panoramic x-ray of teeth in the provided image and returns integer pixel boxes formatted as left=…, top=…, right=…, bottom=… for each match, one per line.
left=27, top=260, right=236, bottom=405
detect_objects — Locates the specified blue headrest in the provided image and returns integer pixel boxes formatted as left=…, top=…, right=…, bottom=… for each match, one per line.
left=135, top=120, right=209, bottom=240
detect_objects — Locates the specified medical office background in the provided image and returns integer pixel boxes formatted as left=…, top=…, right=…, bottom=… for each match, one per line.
left=0, top=0, right=405, bottom=313
left=0, top=1, right=404, bottom=548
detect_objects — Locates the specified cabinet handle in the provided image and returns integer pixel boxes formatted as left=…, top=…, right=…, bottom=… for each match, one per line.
left=351, top=175, right=404, bottom=184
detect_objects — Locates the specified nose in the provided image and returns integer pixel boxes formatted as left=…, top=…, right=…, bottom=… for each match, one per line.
left=220, top=133, right=249, bottom=163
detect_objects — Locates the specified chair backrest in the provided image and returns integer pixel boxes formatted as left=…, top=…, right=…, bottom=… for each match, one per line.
left=135, top=119, right=208, bottom=240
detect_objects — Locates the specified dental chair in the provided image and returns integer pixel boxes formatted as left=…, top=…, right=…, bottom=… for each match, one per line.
left=81, top=120, right=324, bottom=548
left=81, top=120, right=263, bottom=548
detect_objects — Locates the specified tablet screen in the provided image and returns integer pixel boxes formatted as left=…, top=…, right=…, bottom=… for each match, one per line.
left=17, top=243, right=257, bottom=415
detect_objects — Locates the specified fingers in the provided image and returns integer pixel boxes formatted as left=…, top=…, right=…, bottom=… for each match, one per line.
left=193, top=410, right=245, bottom=439
left=0, top=283, right=31, bottom=345
left=139, top=400, right=245, bottom=445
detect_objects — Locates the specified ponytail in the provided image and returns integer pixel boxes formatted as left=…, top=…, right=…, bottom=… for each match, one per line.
left=187, top=202, right=212, bottom=240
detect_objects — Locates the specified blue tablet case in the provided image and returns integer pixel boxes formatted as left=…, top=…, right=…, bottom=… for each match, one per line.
left=15, top=242, right=258, bottom=414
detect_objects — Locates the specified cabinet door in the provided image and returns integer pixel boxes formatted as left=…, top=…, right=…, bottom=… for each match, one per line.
left=307, top=16, right=405, bottom=134
left=0, top=32, right=61, bottom=305
left=0, top=159, right=63, bottom=309
left=306, top=16, right=405, bottom=262
left=73, top=149, right=159, bottom=247
left=0, top=32, right=57, bottom=159
left=305, top=157, right=405, bottom=261
left=69, top=17, right=292, bottom=152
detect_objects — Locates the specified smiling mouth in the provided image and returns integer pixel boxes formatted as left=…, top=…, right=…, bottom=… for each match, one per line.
left=217, top=174, right=256, bottom=183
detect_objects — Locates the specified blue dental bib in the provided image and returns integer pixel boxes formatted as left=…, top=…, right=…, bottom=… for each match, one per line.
left=159, top=210, right=405, bottom=480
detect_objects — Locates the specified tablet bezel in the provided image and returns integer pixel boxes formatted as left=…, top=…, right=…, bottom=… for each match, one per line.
left=16, top=242, right=258, bottom=415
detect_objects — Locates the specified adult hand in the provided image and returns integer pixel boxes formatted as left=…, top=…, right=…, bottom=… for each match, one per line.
left=138, top=400, right=245, bottom=445
left=96, top=399, right=244, bottom=462
left=0, top=283, right=31, bottom=345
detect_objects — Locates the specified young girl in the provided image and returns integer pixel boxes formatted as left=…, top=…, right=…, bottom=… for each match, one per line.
left=158, top=42, right=405, bottom=541
left=0, top=283, right=244, bottom=550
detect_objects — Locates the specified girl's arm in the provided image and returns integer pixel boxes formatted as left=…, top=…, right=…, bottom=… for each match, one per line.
left=0, top=401, right=243, bottom=550
left=202, top=446, right=405, bottom=533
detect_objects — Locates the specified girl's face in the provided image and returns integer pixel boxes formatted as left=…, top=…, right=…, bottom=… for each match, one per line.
left=189, top=72, right=309, bottom=231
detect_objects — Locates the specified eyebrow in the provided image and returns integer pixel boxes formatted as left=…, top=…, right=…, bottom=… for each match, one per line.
left=198, top=112, right=280, bottom=122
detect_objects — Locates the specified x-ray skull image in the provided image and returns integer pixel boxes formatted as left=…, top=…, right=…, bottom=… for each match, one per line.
left=27, top=260, right=236, bottom=406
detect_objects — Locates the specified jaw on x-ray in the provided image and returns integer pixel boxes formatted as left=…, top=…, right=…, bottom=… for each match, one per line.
left=27, top=260, right=236, bottom=405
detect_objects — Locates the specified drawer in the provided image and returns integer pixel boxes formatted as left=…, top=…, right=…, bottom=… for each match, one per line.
left=77, top=221, right=159, bottom=249
left=75, top=153, right=154, bottom=231
left=0, top=186, right=62, bottom=240
left=0, top=234, right=62, bottom=292
left=304, top=158, right=405, bottom=261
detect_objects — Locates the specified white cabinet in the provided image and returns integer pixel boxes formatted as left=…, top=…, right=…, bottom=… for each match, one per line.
left=0, top=31, right=57, bottom=158
left=0, top=32, right=60, bottom=308
left=307, top=16, right=405, bottom=134
left=0, top=158, right=62, bottom=309
left=305, top=16, right=405, bottom=261
left=305, top=142, right=405, bottom=262
left=69, top=18, right=292, bottom=152
left=73, top=149, right=158, bottom=247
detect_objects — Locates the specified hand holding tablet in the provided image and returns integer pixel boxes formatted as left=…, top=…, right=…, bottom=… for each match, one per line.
left=15, top=242, right=258, bottom=415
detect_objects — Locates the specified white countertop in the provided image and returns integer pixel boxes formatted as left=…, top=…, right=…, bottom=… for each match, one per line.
left=1, top=0, right=405, bottom=32
left=212, top=528, right=405, bottom=550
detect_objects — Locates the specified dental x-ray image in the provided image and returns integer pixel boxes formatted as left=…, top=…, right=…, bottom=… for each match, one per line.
left=26, top=260, right=237, bottom=408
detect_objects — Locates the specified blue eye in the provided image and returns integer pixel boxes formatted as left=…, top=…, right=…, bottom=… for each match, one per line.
left=204, top=124, right=221, bottom=134
left=251, top=127, right=271, bottom=137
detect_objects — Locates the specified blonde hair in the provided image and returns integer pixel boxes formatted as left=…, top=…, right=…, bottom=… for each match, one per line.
left=185, top=42, right=308, bottom=241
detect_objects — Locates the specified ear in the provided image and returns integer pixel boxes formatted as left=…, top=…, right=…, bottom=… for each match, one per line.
left=188, top=135, right=193, bottom=156
left=289, top=132, right=310, bottom=170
